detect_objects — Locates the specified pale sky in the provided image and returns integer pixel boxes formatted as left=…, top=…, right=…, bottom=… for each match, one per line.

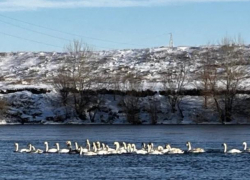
left=0, top=0, right=250, bottom=51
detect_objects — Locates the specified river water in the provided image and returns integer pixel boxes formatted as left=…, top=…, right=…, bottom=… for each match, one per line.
left=0, top=125, right=250, bottom=179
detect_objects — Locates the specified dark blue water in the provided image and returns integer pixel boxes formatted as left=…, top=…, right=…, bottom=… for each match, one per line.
left=1, top=125, right=250, bottom=179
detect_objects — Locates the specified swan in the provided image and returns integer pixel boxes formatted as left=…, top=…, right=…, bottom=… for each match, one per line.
left=74, top=142, right=80, bottom=152
left=141, top=143, right=147, bottom=150
left=79, top=139, right=91, bottom=153
left=242, top=142, right=250, bottom=152
left=159, top=145, right=169, bottom=154
left=147, top=144, right=163, bottom=155
left=77, top=140, right=91, bottom=154
left=82, top=143, right=97, bottom=156
left=14, top=143, right=30, bottom=153
left=55, top=143, right=70, bottom=153
left=186, top=142, right=205, bottom=153
left=132, top=144, right=147, bottom=155
left=86, top=139, right=91, bottom=150
left=66, top=141, right=80, bottom=154
left=44, top=142, right=58, bottom=153
left=119, top=142, right=127, bottom=153
left=97, top=144, right=109, bottom=155
left=102, top=143, right=106, bottom=150
left=113, top=142, right=127, bottom=154
left=25, top=144, right=34, bottom=153
left=222, top=143, right=242, bottom=154
left=79, top=146, right=96, bottom=155
left=166, top=144, right=184, bottom=154
left=106, top=145, right=116, bottom=154
left=30, top=145, right=44, bottom=154
left=111, top=142, right=123, bottom=154
left=126, top=144, right=134, bottom=153
left=96, top=141, right=102, bottom=151
left=149, top=142, right=155, bottom=150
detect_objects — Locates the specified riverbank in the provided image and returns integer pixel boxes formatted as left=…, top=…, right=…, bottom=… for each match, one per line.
left=1, top=46, right=250, bottom=124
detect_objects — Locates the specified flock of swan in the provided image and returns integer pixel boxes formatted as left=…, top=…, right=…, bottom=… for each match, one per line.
left=14, top=140, right=250, bottom=155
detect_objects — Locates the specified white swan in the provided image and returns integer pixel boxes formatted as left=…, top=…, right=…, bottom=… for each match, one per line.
left=242, top=142, right=250, bottom=152
left=186, top=142, right=205, bottom=153
left=105, top=145, right=114, bottom=154
left=132, top=144, right=147, bottom=155
left=14, top=143, right=30, bottom=153
left=25, top=144, right=34, bottom=153
left=161, top=146, right=169, bottom=154
left=31, top=145, right=44, bottom=154
left=114, top=142, right=127, bottom=154
left=111, top=142, right=123, bottom=154
left=120, top=142, right=127, bottom=153
left=66, top=141, right=80, bottom=154
left=147, top=144, right=163, bottom=155
left=74, top=142, right=80, bottom=152
left=96, top=141, right=102, bottom=151
left=97, top=144, right=109, bottom=155
left=166, top=144, right=184, bottom=154
left=55, top=143, right=70, bottom=153
left=141, top=143, right=146, bottom=150
left=44, top=142, right=58, bottom=153
left=82, top=143, right=97, bottom=156
left=222, top=143, right=242, bottom=154
left=78, top=139, right=91, bottom=153
left=86, top=139, right=91, bottom=149
left=102, top=143, right=106, bottom=150
left=126, top=143, right=134, bottom=153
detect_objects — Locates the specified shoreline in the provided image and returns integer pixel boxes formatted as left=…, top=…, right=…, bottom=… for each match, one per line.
left=1, top=122, right=250, bottom=126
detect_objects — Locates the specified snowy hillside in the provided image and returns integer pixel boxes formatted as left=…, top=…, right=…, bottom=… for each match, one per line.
left=0, top=45, right=250, bottom=90
left=0, top=45, right=250, bottom=125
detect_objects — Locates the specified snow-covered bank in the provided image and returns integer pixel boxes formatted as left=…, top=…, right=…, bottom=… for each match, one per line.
left=0, top=45, right=250, bottom=124
left=0, top=90, right=249, bottom=125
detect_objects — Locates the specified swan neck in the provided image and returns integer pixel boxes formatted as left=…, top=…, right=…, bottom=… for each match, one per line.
left=87, top=142, right=90, bottom=150
left=115, top=143, right=119, bottom=151
left=15, top=144, right=18, bottom=152
left=133, top=144, right=137, bottom=151
left=45, top=143, right=48, bottom=152
left=123, top=143, right=127, bottom=149
left=75, top=142, right=79, bottom=150
left=243, top=143, right=247, bottom=151
left=80, top=147, right=83, bottom=155
left=224, top=144, right=227, bottom=153
left=147, top=145, right=151, bottom=153
left=56, top=144, right=60, bottom=151
left=188, top=143, right=191, bottom=151
left=29, top=144, right=32, bottom=151
left=93, top=144, right=97, bottom=152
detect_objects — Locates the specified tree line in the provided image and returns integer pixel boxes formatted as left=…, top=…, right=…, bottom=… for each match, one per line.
left=50, top=37, right=250, bottom=124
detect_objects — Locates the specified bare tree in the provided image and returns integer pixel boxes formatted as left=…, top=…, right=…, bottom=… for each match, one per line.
left=162, top=61, right=188, bottom=119
left=193, top=46, right=216, bottom=109
left=52, top=40, right=95, bottom=120
left=53, top=67, right=72, bottom=106
left=146, top=96, right=160, bottom=125
left=108, top=72, right=122, bottom=101
left=207, top=37, right=248, bottom=123
left=120, top=73, right=142, bottom=124
left=86, top=75, right=108, bottom=123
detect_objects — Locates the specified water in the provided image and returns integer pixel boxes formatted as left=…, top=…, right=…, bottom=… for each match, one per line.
left=1, top=125, right=250, bottom=179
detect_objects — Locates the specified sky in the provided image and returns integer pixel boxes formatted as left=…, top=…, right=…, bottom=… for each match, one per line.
left=0, top=0, right=250, bottom=52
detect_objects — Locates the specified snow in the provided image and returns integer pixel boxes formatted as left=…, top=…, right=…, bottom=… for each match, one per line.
left=0, top=45, right=250, bottom=124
